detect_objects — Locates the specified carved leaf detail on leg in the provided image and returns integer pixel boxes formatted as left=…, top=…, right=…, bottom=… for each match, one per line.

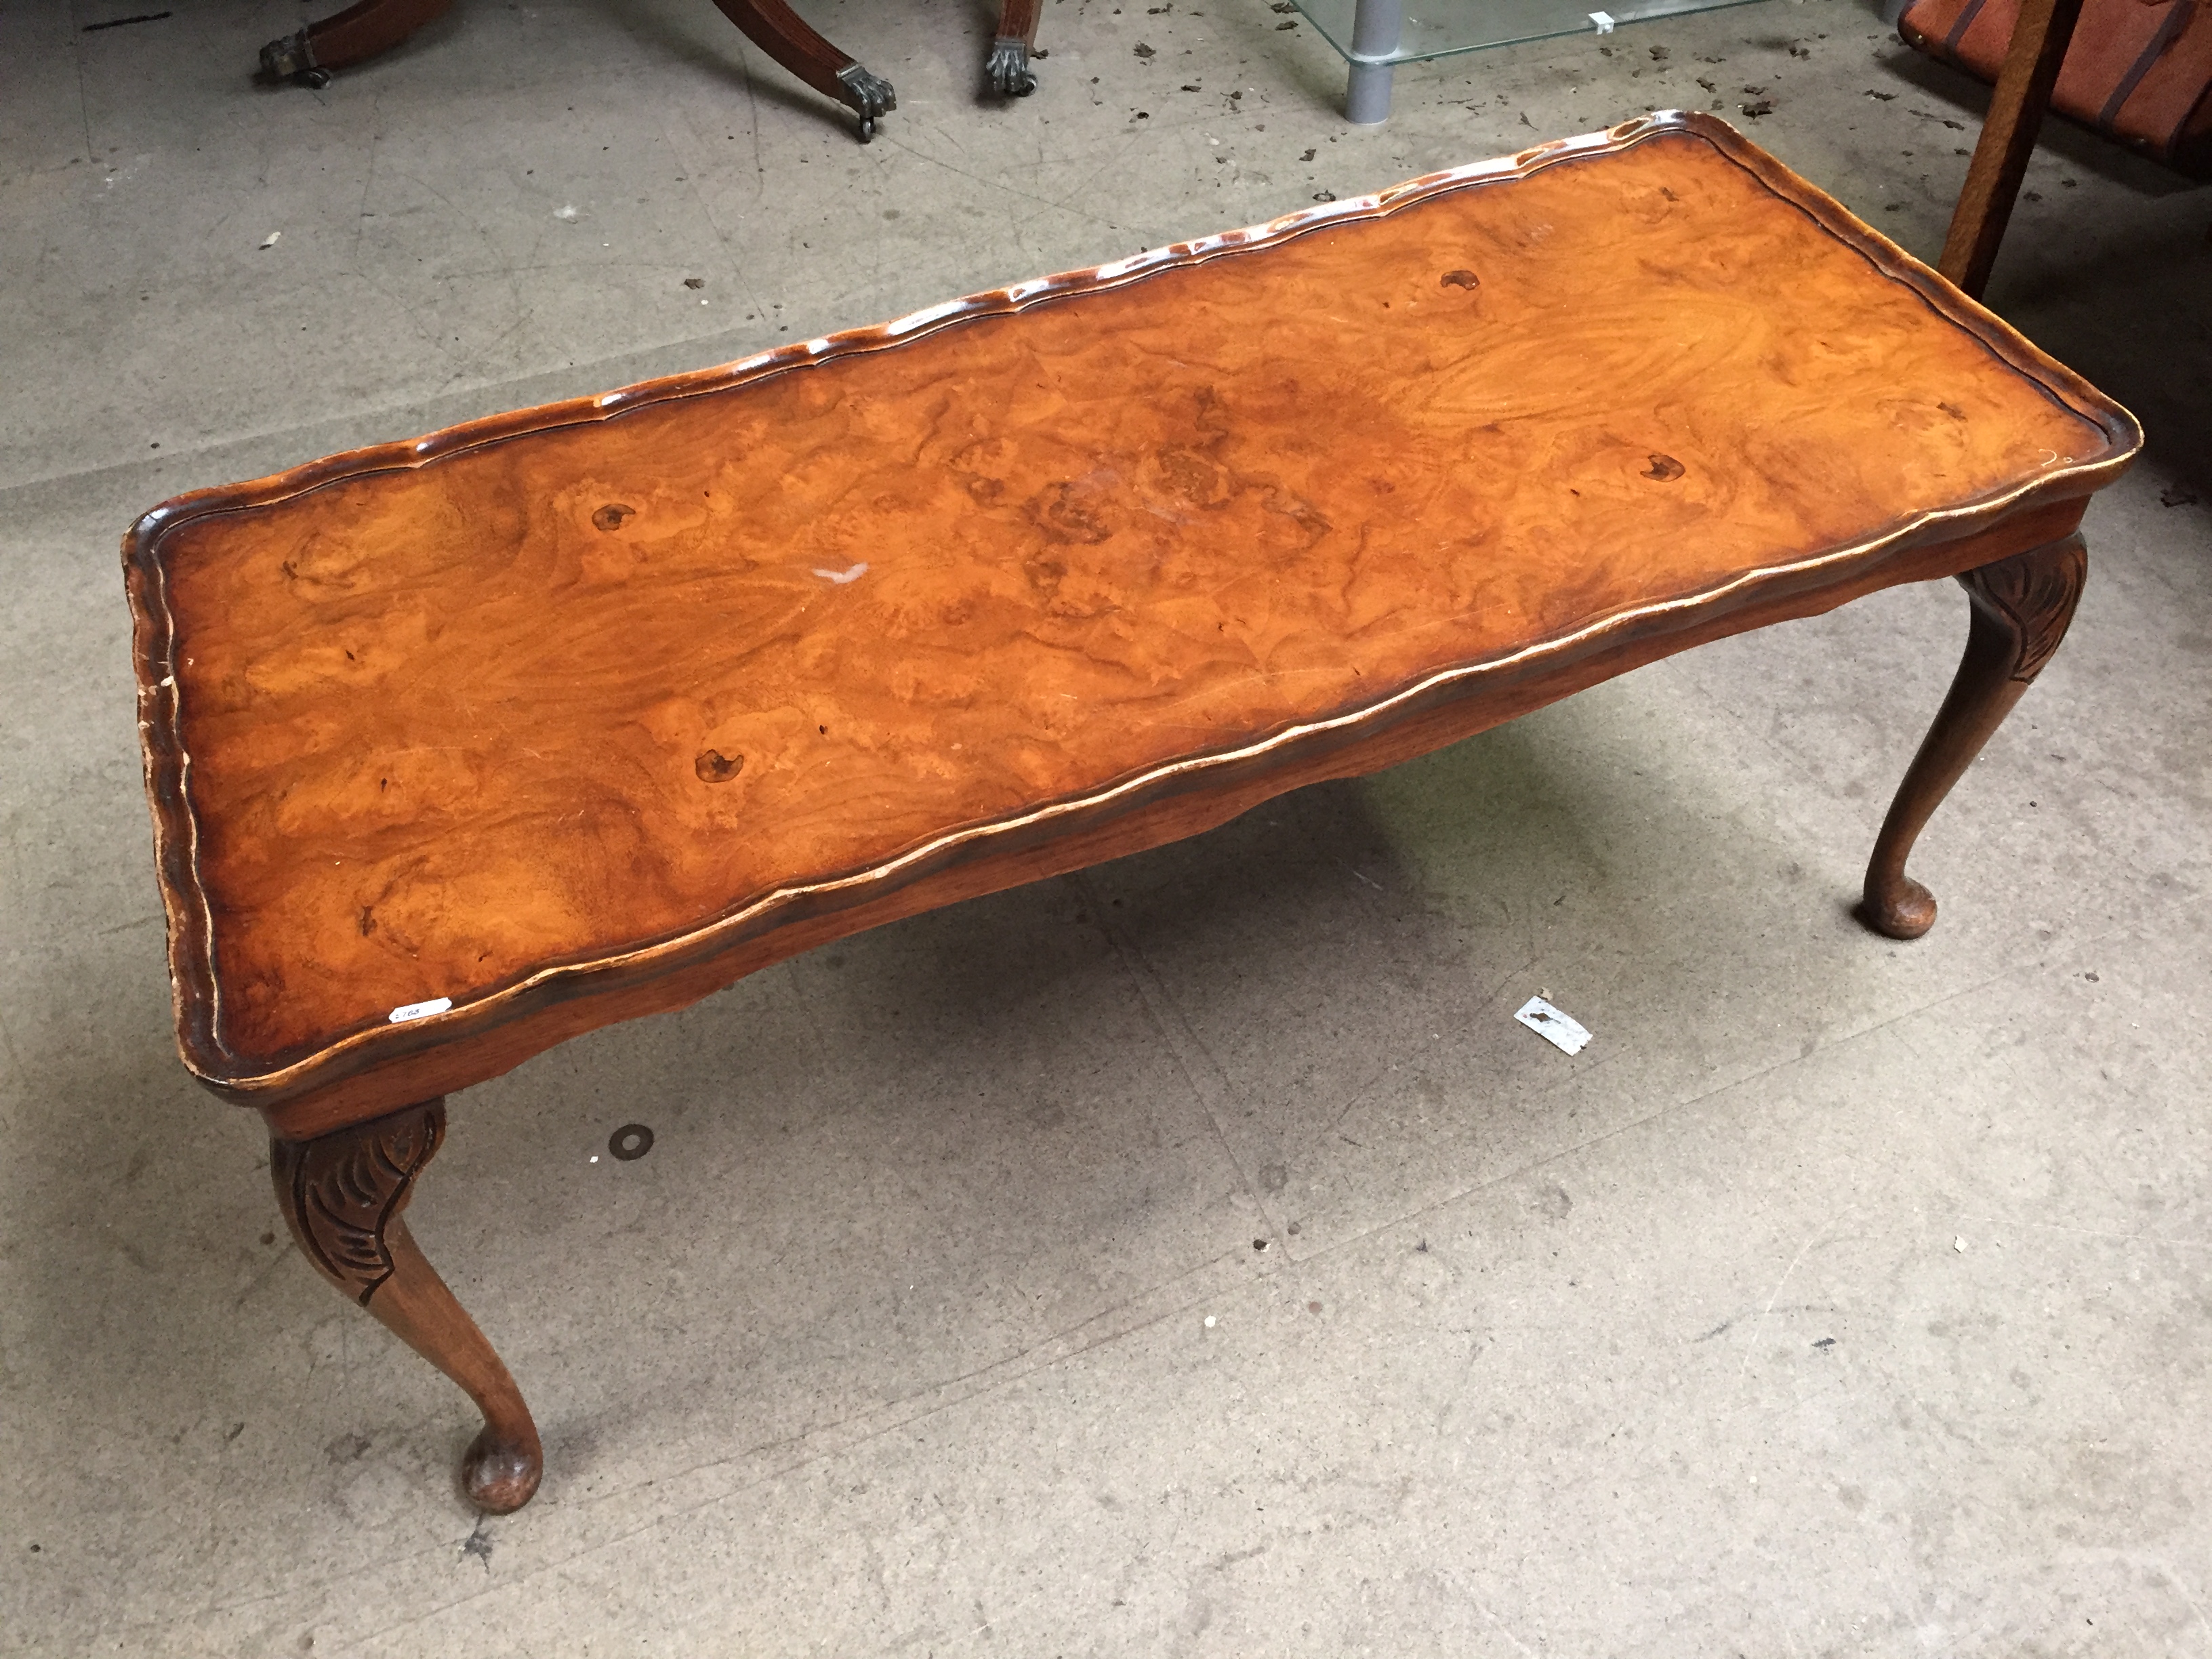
left=267, top=1099, right=541, bottom=1510
left=1957, top=533, right=2087, bottom=683
left=272, top=1101, right=445, bottom=1306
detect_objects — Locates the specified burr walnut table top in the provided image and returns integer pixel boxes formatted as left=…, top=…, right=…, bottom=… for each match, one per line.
left=125, top=112, right=2137, bottom=1137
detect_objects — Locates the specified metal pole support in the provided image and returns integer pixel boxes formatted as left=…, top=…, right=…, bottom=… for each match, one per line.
left=1344, top=0, right=1402, bottom=124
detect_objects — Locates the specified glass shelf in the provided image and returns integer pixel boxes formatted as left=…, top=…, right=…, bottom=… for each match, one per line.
left=1291, top=0, right=1767, bottom=68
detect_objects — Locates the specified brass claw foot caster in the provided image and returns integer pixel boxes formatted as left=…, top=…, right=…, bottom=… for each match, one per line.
left=987, top=37, right=1038, bottom=96
left=258, top=30, right=331, bottom=87
left=836, top=63, right=896, bottom=142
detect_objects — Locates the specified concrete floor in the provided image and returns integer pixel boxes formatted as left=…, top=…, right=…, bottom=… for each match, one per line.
left=3, top=0, right=2209, bottom=1652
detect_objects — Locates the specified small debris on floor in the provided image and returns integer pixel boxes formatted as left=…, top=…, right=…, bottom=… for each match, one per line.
left=1954, top=1235, right=1969, bottom=1252
left=2159, top=484, right=2200, bottom=507
left=1740, top=98, right=1775, bottom=118
left=259, top=232, right=281, bottom=249
left=1204, top=1315, right=1216, bottom=1328
left=1515, top=996, right=1592, bottom=1055
left=1864, top=88, right=1897, bottom=100
left=684, top=276, right=704, bottom=289
left=1134, top=41, right=1155, bottom=56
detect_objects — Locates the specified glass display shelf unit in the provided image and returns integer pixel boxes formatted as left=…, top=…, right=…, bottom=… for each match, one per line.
left=1290, top=0, right=1769, bottom=123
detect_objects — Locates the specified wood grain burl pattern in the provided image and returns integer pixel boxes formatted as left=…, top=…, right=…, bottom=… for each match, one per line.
left=143, top=122, right=2118, bottom=1077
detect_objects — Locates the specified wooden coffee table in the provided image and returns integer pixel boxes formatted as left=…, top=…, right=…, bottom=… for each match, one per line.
left=123, top=112, right=2138, bottom=1513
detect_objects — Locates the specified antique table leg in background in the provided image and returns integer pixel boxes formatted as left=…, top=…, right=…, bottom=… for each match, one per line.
left=706, top=0, right=896, bottom=140
left=987, top=0, right=1044, bottom=96
left=271, top=1099, right=544, bottom=1513
left=1861, top=532, right=2088, bottom=939
left=258, top=0, right=895, bottom=143
left=258, top=0, right=453, bottom=86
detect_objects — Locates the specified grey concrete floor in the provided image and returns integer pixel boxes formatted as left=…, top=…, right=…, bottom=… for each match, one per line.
left=3, top=0, right=2209, bottom=1652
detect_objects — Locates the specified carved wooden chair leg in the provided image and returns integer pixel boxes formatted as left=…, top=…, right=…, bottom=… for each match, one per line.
left=987, top=0, right=1044, bottom=96
left=1860, top=532, right=2087, bottom=939
left=257, top=0, right=455, bottom=87
left=705, top=0, right=897, bottom=140
left=271, top=1099, right=544, bottom=1513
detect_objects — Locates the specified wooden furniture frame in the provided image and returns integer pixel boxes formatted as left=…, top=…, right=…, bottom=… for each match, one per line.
left=257, top=0, right=1047, bottom=138
left=1938, top=0, right=2089, bottom=297
left=125, top=112, right=2139, bottom=1513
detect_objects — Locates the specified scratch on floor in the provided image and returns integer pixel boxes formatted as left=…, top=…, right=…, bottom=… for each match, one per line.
left=1738, top=1221, right=1837, bottom=1379
left=1460, top=1581, right=1540, bottom=1658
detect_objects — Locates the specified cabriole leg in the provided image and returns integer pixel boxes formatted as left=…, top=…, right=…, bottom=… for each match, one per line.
left=1860, top=532, right=2087, bottom=940
left=271, top=1099, right=543, bottom=1513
